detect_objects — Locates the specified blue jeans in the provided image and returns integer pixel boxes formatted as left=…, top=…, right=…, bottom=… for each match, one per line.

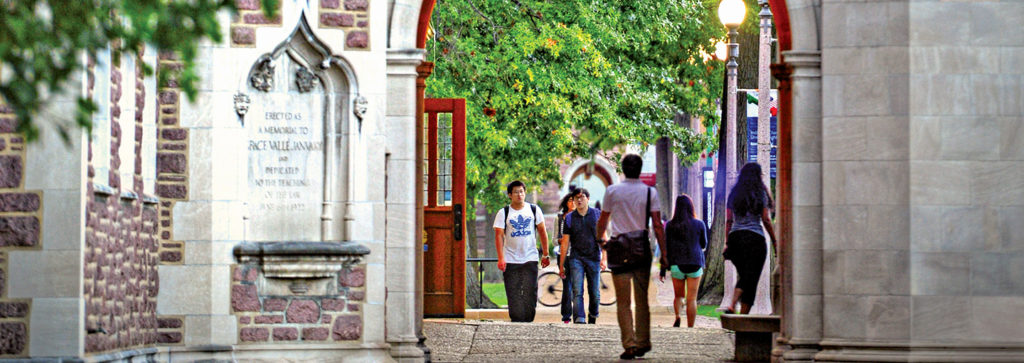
left=569, top=256, right=601, bottom=323
left=560, top=260, right=573, bottom=321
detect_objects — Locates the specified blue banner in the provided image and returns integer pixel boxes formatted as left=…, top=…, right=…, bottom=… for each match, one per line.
left=746, top=116, right=777, bottom=179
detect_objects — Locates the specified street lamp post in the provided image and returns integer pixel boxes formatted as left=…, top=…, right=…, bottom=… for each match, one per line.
left=757, top=0, right=773, bottom=188
left=719, top=0, right=745, bottom=191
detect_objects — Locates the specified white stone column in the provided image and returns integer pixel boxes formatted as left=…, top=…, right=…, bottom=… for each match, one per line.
left=385, top=48, right=426, bottom=362
left=780, top=49, right=822, bottom=363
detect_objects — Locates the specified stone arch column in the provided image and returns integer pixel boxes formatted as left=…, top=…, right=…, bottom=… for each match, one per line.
left=385, top=0, right=431, bottom=361
left=772, top=0, right=824, bottom=361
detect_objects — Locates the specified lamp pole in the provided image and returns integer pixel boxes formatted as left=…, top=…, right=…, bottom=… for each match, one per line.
left=725, top=26, right=739, bottom=190
left=757, top=0, right=773, bottom=188
left=719, top=0, right=745, bottom=192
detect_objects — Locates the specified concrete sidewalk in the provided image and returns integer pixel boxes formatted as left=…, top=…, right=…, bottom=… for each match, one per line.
left=425, top=304, right=734, bottom=362
left=423, top=318, right=734, bottom=362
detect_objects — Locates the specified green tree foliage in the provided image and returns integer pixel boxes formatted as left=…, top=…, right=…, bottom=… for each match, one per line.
left=426, top=0, right=725, bottom=213
left=0, top=0, right=278, bottom=142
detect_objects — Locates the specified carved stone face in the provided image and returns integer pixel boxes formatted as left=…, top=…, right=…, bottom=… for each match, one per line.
left=234, top=93, right=251, bottom=116
left=354, top=96, right=368, bottom=119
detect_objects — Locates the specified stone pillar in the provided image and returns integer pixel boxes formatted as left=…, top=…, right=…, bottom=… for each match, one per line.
left=415, top=61, right=434, bottom=357
left=385, top=48, right=426, bottom=362
left=778, top=49, right=822, bottom=363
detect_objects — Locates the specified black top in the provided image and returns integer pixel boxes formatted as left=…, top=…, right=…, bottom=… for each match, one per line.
left=563, top=207, right=602, bottom=260
left=664, top=218, right=708, bottom=268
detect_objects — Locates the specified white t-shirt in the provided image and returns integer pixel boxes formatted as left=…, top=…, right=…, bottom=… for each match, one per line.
left=492, top=204, right=545, bottom=264
left=602, top=179, right=660, bottom=237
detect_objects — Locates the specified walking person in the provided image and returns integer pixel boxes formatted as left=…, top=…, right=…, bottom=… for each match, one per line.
left=555, top=190, right=577, bottom=323
left=661, top=194, right=707, bottom=328
left=494, top=180, right=550, bottom=322
left=722, top=163, right=777, bottom=314
left=596, top=154, right=667, bottom=360
left=559, top=188, right=607, bottom=324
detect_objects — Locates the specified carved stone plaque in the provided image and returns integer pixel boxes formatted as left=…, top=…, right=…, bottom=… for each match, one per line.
left=246, top=80, right=325, bottom=241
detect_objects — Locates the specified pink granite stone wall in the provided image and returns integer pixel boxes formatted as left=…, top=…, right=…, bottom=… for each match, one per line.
left=0, top=88, right=37, bottom=359
left=230, top=0, right=283, bottom=47
left=319, top=0, right=370, bottom=50
left=83, top=50, right=161, bottom=354
left=232, top=264, right=365, bottom=343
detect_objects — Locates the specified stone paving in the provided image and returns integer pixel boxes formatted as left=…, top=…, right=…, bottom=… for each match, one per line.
left=424, top=317, right=734, bottom=362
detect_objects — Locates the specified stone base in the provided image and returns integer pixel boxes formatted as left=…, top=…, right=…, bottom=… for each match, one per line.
left=814, top=339, right=1024, bottom=362
left=721, top=314, right=780, bottom=362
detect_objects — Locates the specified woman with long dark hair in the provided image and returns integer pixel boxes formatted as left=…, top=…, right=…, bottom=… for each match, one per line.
left=554, top=188, right=577, bottom=323
left=661, top=194, right=707, bottom=327
left=723, top=163, right=777, bottom=314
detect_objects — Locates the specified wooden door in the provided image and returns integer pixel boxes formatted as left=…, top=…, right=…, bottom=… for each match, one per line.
left=423, top=98, right=466, bottom=317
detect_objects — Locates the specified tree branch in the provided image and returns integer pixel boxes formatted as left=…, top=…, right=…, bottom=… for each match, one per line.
left=466, top=0, right=500, bottom=44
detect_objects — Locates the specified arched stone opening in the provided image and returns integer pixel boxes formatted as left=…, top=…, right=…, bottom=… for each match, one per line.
left=241, top=13, right=363, bottom=243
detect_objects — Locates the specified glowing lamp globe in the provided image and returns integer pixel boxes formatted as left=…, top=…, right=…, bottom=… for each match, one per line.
left=714, top=40, right=728, bottom=60
left=718, top=0, right=746, bottom=28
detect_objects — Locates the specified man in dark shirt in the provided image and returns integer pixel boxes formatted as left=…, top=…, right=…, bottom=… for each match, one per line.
left=558, top=188, right=607, bottom=324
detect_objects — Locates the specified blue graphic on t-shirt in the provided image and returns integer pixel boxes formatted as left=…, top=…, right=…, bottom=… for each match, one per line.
left=509, top=215, right=533, bottom=237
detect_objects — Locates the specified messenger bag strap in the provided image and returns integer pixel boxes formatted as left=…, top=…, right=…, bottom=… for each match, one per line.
left=645, top=187, right=651, bottom=232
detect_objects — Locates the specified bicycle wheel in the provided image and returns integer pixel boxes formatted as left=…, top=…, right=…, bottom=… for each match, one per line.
left=536, top=271, right=563, bottom=307
left=599, top=270, right=616, bottom=306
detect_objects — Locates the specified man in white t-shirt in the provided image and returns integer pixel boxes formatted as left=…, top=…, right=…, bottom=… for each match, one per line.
left=493, top=180, right=550, bottom=322
left=596, top=154, right=667, bottom=359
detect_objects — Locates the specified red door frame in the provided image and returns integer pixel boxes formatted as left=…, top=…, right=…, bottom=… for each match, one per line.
left=422, top=98, right=467, bottom=317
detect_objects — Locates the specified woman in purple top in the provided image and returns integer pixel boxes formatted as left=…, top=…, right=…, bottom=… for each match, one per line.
left=662, top=194, right=707, bottom=327
left=723, top=163, right=777, bottom=314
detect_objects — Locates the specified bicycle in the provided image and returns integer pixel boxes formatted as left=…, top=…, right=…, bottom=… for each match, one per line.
left=537, top=269, right=616, bottom=307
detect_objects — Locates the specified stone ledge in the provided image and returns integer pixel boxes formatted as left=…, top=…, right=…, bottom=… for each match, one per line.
left=233, top=241, right=369, bottom=279
left=720, top=314, right=780, bottom=332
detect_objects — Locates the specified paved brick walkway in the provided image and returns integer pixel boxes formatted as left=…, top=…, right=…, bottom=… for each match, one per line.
left=424, top=319, right=734, bottom=362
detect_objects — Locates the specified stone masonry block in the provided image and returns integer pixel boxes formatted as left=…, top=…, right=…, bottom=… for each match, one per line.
left=156, top=184, right=186, bottom=199
left=0, top=216, right=39, bottom=247
left=263, top=298, right=287, bottom=312
left=0, top=302, right=29, bottom=318
left=344, top=0, right=367, bottom=11
left=243, top=13, right=281, bottom=25
left=236, top=0, right=260, bottom=10
left=239, top=327, right=269, bottom=342
left=321, top=13, right=354, bottom=27
left=0, top=193, right=40, bottom=212
left=286, top=300, right=319, bottom=323
left=348, top=290, right=364, bottom=301
left=231, top=285, right=260, bottom=312
left=157, top=318, right=182, bottom=328
left=347, top=31, right=368, bottom=48
left=157, top=152, right=186, bottom=174
left=0, top=117, right=17, bottom=133
left=321, top=0, right=339, bottom=9
left=0, top=322, right=27, bottom=354
left=254, top=315, right=283, bottom=324
left=161, top=129, right=187, bottom=141
left=0, top=155, right=22, bottom=188
left=273, top=327, right=298, bottom=341
left=232, top=27, right=255, bottom=45
left=303, top=327, right=329, bottom=340
left=157, top=332, right=182, bottom=344
left=332, top=315, right=361, bottom=340
left=322, top=299, right=345, bottom=311
left=340, top=267, right=365, bottom=287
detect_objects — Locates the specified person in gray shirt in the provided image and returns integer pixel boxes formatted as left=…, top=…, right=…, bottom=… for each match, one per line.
left=722, top=163, right=777, bottom=314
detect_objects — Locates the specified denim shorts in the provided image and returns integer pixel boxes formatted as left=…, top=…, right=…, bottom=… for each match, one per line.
left=670, top=265, right=703, bottom=279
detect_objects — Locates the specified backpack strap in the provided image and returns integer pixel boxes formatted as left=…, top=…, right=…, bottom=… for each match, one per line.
left=531, top=204, right=538, bottom=231
left=503, top=205, right=510, bottom=230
